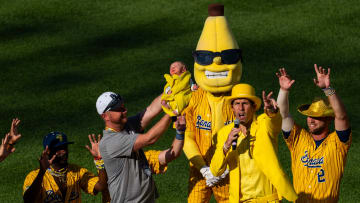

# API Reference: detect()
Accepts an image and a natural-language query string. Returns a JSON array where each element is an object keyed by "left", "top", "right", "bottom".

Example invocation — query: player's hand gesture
[
  {"left": 0, "top": 133, "right": 16, "bottom": 162},
  {"left": 314, "top": 64, "right": 331, "bottom": 89},
  {"left": 263, "top": 91, "right": 278, "bottom": 114},
  {"left": 39, "top": 146, "right": 55, "bottom": 172},
  {"left": 9, "top": 118, "right": 21, "bottom": 145},
  {"left": 86, "top": 134, "right": 102, "bottom": 159},
  {"left": 276, "top": 68, "right": 295, "bottom": 91}
]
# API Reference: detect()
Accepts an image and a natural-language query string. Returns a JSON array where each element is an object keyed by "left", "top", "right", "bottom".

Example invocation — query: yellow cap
[{"left": 226, "top": 84, "right": 261, "bottom": 111}]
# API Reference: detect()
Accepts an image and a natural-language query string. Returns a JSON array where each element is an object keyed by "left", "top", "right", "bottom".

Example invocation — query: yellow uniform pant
[{"left": 188, "top": 167, "right": 229, "bottom": 203}]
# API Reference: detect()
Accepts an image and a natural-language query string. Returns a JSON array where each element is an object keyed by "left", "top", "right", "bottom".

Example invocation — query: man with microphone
[{"left": 210, "top": 84, "right": 297, "bottom": 203}]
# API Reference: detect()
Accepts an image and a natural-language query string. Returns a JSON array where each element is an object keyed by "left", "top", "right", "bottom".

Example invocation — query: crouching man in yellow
[{"left": 210, "top": 84, "right": 298, "bottom": 202}]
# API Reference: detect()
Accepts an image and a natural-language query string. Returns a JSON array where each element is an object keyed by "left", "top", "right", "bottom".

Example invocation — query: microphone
[{"left": 232, "top": 119, "right": 240, "bottom": 150}]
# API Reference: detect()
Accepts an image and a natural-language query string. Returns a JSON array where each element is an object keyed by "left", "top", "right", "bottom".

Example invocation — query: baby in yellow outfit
[{"left": 161, "top": 61, "right": 197, "bottom": 116}]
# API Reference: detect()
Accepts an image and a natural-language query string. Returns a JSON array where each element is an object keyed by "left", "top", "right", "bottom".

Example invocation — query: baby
[{"left": 161, "top": 61, "right": 198, "bottom": 116}]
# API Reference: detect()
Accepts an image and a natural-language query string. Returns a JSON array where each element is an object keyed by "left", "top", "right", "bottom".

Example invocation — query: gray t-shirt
[{"left": 99, "top": 112, "right": 157, "bottom": 203}]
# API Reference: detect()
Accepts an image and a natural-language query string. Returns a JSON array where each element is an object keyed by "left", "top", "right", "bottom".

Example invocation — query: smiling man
[{"left": 276, "top": 65, "right": 351, "bottom": 202}]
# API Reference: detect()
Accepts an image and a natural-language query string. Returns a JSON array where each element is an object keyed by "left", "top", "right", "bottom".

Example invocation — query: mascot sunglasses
[{"left": 192, "top": 49, "right": 242, "bottom": 66}]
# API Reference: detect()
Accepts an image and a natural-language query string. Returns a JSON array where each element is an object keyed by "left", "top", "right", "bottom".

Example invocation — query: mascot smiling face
[{"left": 193, "top": 4, "right": 242, "bottom": 93}]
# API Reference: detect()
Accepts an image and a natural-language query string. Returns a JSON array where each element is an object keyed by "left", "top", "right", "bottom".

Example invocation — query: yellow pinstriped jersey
[
  {"left": 285, "top": 124, "right": 352, "bottom": 203},
  {"left": 183, "top": 88, "right": 234, "bottom": 167},
  {"left": 144, "top": 150, "right": 168, "bottom": 174},
  {"left": 23, "top": 164, "right": 98, "bottom": 203}
]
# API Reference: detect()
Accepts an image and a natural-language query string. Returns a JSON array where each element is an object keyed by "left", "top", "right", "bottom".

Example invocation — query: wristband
[
  {"left": 175, "top": 132, "right": 184, "bottom": 140},
  {"left": 322, "top": 87, "right": 336, "bottom": 97},
  {"left": 176, "top": 129, "right": 184, "bottom": 135},
  {"left": 94, "top": 159, "right": 105, "bottom": 170}
]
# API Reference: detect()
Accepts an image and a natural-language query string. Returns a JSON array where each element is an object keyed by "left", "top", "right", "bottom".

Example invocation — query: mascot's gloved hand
[
  {"left": 204, "top": 168, "right": 229, "bottom": 187},
  {"left": 200, "top": 166, "right": 229, "bottom": 187}
]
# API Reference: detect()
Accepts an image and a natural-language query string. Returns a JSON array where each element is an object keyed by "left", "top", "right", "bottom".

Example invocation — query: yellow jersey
[
  {"left": 183, "top": 87, "right": 234, "bottom": 169},
  {"left": 23, "top": 164, "right": 98, "bottom": 203},
  {"left": 285, "top": 124, "right": 352, "bottom": 202}
]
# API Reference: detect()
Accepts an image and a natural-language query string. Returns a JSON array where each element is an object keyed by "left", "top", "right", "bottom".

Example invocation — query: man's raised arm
[
  {"left": 140, "top": 94, "right": 163, "bottom": 131},
  {"left": 276, "top": 68, "right": 295, "bottom": 132},
  {"left": 313, "top": 64, "right": 350, "bottom": 131}
]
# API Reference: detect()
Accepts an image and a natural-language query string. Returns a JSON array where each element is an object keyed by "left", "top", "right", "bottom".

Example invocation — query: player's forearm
[
  {"left": 277, "top": 88, "right": 294, "bottom": 132},
  {"left": 327, "top": 92, "right": 350, "bottom": 130},
  {"left": 94, "top": 169, "right": 108, "bottom": 194},
  {"left": 23, "top": 170, "right": 45, "bottom": 203},
  {"left": 160, "top": 138, "right": 184, "bottom": 165}
]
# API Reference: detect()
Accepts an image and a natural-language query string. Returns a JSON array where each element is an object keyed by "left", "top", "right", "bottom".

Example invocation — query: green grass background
[{"left": 0, "top": 0, "right": 359, "bottom": 202}]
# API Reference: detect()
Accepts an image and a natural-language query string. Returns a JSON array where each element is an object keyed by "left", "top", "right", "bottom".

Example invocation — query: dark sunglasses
[
  {"left": 192, "top": 49, "right": 242, "bottom": 66},
  {"left": 103, "top": 94, "right": 125, "bottom": 113}
]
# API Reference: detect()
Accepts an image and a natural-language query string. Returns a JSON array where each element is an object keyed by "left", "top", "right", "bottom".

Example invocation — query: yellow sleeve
[
  {"left": 182, "top": 92, "right": 206, "bottom": 170},
  {"left": 145, "top": 150, "right": 168, "bottom": 174},
  {"left": 253, "top": 116, "right": 298, "bottom": 201},
  {"left": 259, "top": 111, "right": 282, "bottom": 139},
  {"left": 79, "top": 167, "right": 99, "bottom": 196},
  {"left": 210, "top": 126, "right": 229, "bottom": 176},
  {"left": 23, "top": 170, "right": 40, "bottom": 196}
]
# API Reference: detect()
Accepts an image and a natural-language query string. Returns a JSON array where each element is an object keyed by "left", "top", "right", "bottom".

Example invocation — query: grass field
[{"left": 0, "top": 0, "right": 359, "bottom": 202}]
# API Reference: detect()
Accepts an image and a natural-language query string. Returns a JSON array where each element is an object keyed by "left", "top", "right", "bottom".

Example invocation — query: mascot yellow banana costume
[
  {"left": 183, "top": 4, "right": 297, "bottom": 203},
  {"left": 183, "top": 4, "right": 241, "bottom": 202}
]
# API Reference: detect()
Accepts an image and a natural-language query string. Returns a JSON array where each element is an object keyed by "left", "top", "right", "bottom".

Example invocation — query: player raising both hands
[{"left": 276, "top": 65, "right": 351, "bottom": 202}]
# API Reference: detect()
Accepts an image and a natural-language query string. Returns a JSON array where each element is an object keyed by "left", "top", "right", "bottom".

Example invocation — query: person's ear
[{"left": 101, "top": 113, "right": 109, "bottom": 121}]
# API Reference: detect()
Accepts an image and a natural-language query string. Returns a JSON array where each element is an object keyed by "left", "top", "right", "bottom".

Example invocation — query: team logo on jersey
[
  {"left": 196, "top": 115, "right": 211, "bottom": 130},
  {"left": 301, "top": 150, "right": 324, "bottom": 168},
  {"left": 45, "top": 190, "right": 63, "bottom": 203}
]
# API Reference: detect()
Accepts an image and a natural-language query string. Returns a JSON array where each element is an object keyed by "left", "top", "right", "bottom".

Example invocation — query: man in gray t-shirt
[{"left": 96, "top": 92, "right": 186, "bottom": 203}]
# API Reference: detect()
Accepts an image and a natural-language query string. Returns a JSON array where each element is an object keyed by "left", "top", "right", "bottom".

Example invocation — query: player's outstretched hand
[
  {"left": 262, "top": 91, "right": 278, "bottom": 114},
  {"left": 85, "top": 134, "right": 102, "bottom": 159},
  {"left": 276, "top": 68, "right": 295, "bottom": 91},
  {"left": 313, "top": 64, "right": 331, "bottom": 89},
  {"left": 39, "top": 146, "right": 55, "bottom": 172},
  {"left": 0, "top": 133, "right": 16, "bottom": 162},
  {"left": 9, "top": 118, "right": 21, "bottom": 145}
]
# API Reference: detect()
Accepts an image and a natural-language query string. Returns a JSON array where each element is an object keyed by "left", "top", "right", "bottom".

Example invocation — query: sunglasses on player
[
  {"left": 192, "top": 49, "right": 242, "bottom": 66},
  {"left": 103, "top": 94, "right": 126, "bottom": 113}
]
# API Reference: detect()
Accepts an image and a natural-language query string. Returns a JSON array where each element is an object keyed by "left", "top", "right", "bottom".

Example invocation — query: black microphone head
[{"left": 234, "top": 119, "right": 240, "bottom": 128}]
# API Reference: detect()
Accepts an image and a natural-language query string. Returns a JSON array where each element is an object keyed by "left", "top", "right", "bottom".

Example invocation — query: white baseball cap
[{"left": 96, "top": 92, "right": 123, "bottom": 114}]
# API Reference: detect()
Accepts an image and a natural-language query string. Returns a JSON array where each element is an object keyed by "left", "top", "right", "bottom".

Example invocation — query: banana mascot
[
  {"left": 183, "top": 4, "right": 241, "bottom": 202},
  {"left": 182, "top": 4, "right": 298, "bottom": 203}
]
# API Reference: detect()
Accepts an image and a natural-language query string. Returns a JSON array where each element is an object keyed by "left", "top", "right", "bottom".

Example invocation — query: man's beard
[
  {"left": 310, "top": 126, "right": 326, "bottom": 135},
  {"left": 52, "top": 153, "right": 68, "bottom": 168}
]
